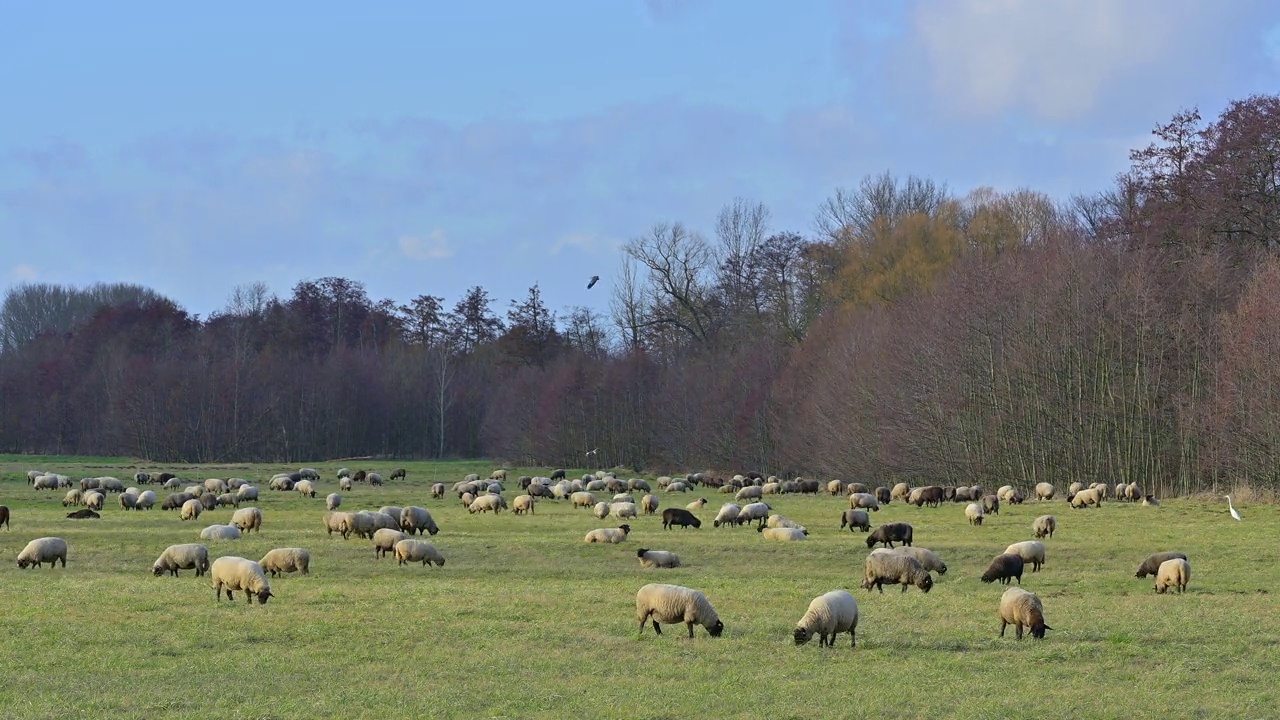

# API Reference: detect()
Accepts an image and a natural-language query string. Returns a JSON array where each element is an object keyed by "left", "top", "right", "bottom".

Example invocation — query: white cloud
[
  {"left": 907, "top": 0, "right": 1221, "bottom": 121},
  {"left": 9, "top": 264, "right": 38, "bottom": 282},
  {"left": 398, "top": 230, "right": 453, "bottom": 260}
]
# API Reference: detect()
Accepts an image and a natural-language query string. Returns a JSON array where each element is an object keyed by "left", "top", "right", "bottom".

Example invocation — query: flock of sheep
[{"left": 13, "top": 466, "right": 1194, "bottom": 644}]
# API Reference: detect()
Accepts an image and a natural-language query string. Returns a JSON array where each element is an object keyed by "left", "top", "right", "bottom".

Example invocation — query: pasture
[{"left": 1, "top": 456, "right": 1279, "bottom": 719}]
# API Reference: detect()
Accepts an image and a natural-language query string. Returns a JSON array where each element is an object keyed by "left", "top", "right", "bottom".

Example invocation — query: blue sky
[{"left": 2, "top": 1, "right": 1279, "bottom": 320}]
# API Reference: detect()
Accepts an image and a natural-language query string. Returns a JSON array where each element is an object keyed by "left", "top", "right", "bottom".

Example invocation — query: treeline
[{"left": 3, "top": 95, "right": 1280, "bottom": 496}]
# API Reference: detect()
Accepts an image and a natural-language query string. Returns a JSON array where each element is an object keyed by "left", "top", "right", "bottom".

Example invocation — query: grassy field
[{"left": 1, "top": 457, "right": 1278, "bottom": 719}]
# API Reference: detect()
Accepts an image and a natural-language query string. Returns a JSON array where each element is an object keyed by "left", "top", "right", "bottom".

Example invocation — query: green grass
[{"left": 2, "top": 458, "right": 1279, "bottom": 719}]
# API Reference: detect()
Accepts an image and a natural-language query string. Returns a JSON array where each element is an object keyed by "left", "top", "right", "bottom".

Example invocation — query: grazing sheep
[
  {"left": 325, "top": 511, "right": 355, "bottom": 539},
  {"left": 66, "top": 508, "right": 100, "bottom": 519},
  {"left": 204, "top": 478, "right": 228, "bottom": 495},
  {"left": 200, "top": 524, "right": 243, "bottom": 541},
  {"left": 609, "top": 502, "right": 638, "bottom": 520},
  {"left": 152, "top": 543, "right": 209, "bottom": 577},
  {"left": 982, "top": 494, "right": 1000, "bottom": 515},
  {"left": 1136, "top": 551, "right": 1188, "bottom": 578},
  {"left": 841, "top": 509, "right": 871, "bottom": 532},
  {"left": 236, "top": 485, "right": 259, "bottom": 502},
  {"left": 198, "top": 492, "right": 218, "bottom": 511},
  {"left": 353, "top": 470, "right": 367, "bottom": 484},
  {"left": 713, "top": 503, "right": 742, "bottom": 528},
  {"left": 1154, "top": 558, "right": 1191, "bottom": 594},
  {"left": 134, "top": 490, "right": 157, "bottom": 510},
  {"left": 827, "top": 480, "right": 847, "bottom": 496},
  {"left": 874, "top": 486, "right": 892, "bottom": 505},
  {"left": 1070, "top": 488, "right": 1102, "bottom": 509},
  {"left": 737, "top": 502, "right": 772, "bottom": 529},
  {"left": 326, "top": 493, "right": 341, "bottom": 511},
  {"left": 1124, "top": 483, "right": 1142, "bottom": 502},
  {"left": 1032, "top": 515, "right": 1057, "bottom": 539},
  {"left": 589, "top": 501, "right": 609, "bottom": 520},
  {"left": 216, "top": 493, "right": 240, "bottom": 508},
  {"left": 636, "top": 583, "right": 724, "bottom": 638},
  {"left": 294, "top": 479, "right": 316, "bottom": 499},
  {"left": 999, "top": 587, "right": 1051, "bottom": 639},
  {"left": 637, "top": 548, "right": 682, "bottom": 569},
  {"left": 641, "top": 494, "right": 659, "bottom": 515},
  {"left": 759, "top": 527, "right": 807, "bottom": 541},
  {"left": 373, "top": 528, "right": 409, "bottom": 558},
  {"left": 99, "top": 477, "right": 125, "bottom": 493},
  {"left": 981, "top": 553, "right": 1024, "bottom": 585},
  {"left": 848, "top": 493, "right": 880, "bottom": 511},
  {"left": 231, "top": 507, "right": 263, "bottom": 533},
  {"left": 118, "top": 493, "right": 137, "bottom": 511},
  {"left": 1034, "top": 482, "right": 1055, "bottom": 501},
  {"left": 391, "top": 468, "right": 407, "bottom": 481},
  {"left": 395, "top": 539, "right": 445, "bottom": 567},
  {"left": 735, "top": 485, "right": 763, "bottom": 502},
  {"left": 862, "top": 550, "right": 933, "bottom": 593},
  {"left": 368, "top": 473, "right": 384, "bottom": 486},
  {"left": 908, "top": 486, "right": 944, "bottom": 508},
  {"left": 1004, "top": 541, "right": 1047, "bottom": 572},
  {"left": 662, "top": 508, "right": 702, "bottom": 530},
  {"left": 161, "top": 475, "right": 180, "bottom": 489},
  {"left": 259, "top": 548, "right": 310, "bottom": 577},
  {"left": 459, "top": 492, "right": 475, "bottom": 508},
  {"left": 1115, "top": 482, "right": 1129, "bottom": 499},
  {"left": 428, "top": 482, "right": 443, "bottom": 498},
  {"left": 84, "top": 491, "right": 105, "bottom": 511},
  {"left": 1067, "top": 481, "right": 1085, "bottom": 497},
  {"left": 890, "top": 483, "right": 911, "bottom": 501},
  {"left": 33, "top": 475, "right": 60, "bottom": 491},
  {"left": 965, "top": 503, "right": 984, "bottom": 526},
  {"left": 180, "top": 499, "right": 203, "bottom": 521},
  {"left": 511, "top": 494, "right": 535, "bottom": 515},
  {"left": 298, "top": 468, "right": 319, "bottom": 481},
  {"left": 629, "top": 479, "right": 652, "bottom": 493},
  {"left": 793, "top": 590, "right": 859, "bottom": 648},
  {"left": 210, "top": 556, "right": 273, "bottom": 604},
  {"left": 16, "top": 537, "right": 68, "bottom": 569},
  {"left": 335, "top": 477, "right": 351, "bottom": 492},
  {"left": 865, "top": 522, "right": 914, "bottom": 549},
  {"left": 995, "top": 485, "right": 1015, "bottom": 503},
  {"left": 62, "top": 489, "right": 83, "bottom": 507},
  {"left": 379, "top": 506, "right": 404, "bottom": 523},
  {"left": 585, "top": 525, "right": 632, "bottom": 544},
  {"left": 892, "top": 546, "right": 947, "bottom": 575}
]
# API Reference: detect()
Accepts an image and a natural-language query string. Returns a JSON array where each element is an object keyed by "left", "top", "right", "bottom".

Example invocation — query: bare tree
[
  {"left": 815, "top": 172, "right": 950, "bottom": 244},
  {"left": 610, "top": 255, "right": 646, "bottom": 352},
  {"left": 624, "top": 222, "right": 718, "bottom": 344}
]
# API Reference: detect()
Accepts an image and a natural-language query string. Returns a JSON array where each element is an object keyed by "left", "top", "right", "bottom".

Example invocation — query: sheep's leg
[
  {"left": 652, "top": 621, "right": 663, "bottom": 635},
  {"left": 1016, "top": 625, "right": 1024, "bottom": 640},
  {"left": 686, "top": 622, "right": 695, "bottom": 638},
  {"left": 1000, "top": 621, "right": 1007, "bottom": 637}
]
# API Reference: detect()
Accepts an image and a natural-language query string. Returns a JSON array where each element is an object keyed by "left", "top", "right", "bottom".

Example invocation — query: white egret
[{"left": 1225, "top": 495, "right": 1243, "bottom": 521}]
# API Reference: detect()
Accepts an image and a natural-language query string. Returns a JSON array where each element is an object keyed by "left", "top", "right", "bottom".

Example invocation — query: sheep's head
[
  {"left": 256, "top": 590, "right": 273, "bottom": 605},
  {"left": 937, "top": 563, "right": 948, "bottom": 575},
  {"left": 919, "top": 575, "right": 934, "bottom": 593},
  {"left": 1030, "top": 622, "right": 1050, "bottom": 639},
  {"left": 865, "top": 535, "right": 877, "bottom": 549},
  {"left": 152, "top": 564, "right": 164, "bottom": 576},
  {"left": 17, "top": 558, "right": 29, "bottom": 569},
  {"left": 793, "top": 626, "right": 813, "bottom": 646},
  {"left": 618, "top": 524, "right": 632, "bottom": 535},
  {"left": 707, "top": 620, "right": 724, "bottom": 637},
  {"left": 636, "top": 548, "right": 649, "bottom": 558}
]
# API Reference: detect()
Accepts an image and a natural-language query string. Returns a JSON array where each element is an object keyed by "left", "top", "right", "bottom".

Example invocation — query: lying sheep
[
  {"left": 152, "top": 543, "right": 210, "bottom": 577},
  {"left": 326, "top": 493, "right": 341, "bottom": 511},
  {"left": 200, "top": 524, "right": 243, "bottom": 541},
  {"left": 636, "top": 583, "right": 724, "bottom": 638},
  {"left": 637, "top": 549, "right": 681, "bottom": 569},
  {"left": 1137, "top": 551, "right": 1188, "bottom": 578},
  {"left": 1004, "top": 541, "right": 1046, "bottom": 572},
  {"left": 512, "top": 495, "right": 535, "bottom": 515},
  {"left": 759, "top": 527, "right": 807, "bottom": 541},
  {"left": 1142, "top": 495, "right": 1160, "bottom": 507},
  {"left": 766, "top": 514, "right": 806, "bottom": 532},
  {"left": 259, "top": 548, "right": 310, "bottom": 577},
  {"left": 66, "top": 508, "right": 100, "bottom": 519},
  {"left": 862, "top": 550, "right": 933, "bottom": 593},
  {"left": 373, "top": 528, "right": 408, "bottom": 558},
  {"left": 662, "top": 508, "right": 701, "bottom": 530},
  {"left": 965, "top": 503, "right": 984, "bottom": 526},
  {"left": 585, "top": 525, "right": 632, "bottom": 544},
  {"left": 841, "top": 509, "right": 871, "bottom": 532},
  {"left": 394, "top": 539, "right": 445, "bottom": 567},
  {"left": 231, "top": 507, "right": 263, "bottom": 533},
  {"left": 1155, "top": 558, "right": 1190, "bottom": 594},
  {"left": 686, "top": 497, "right": 708, "bottom": 511},
  {"left": 1032, "top": 515, "right": 1056, "bottom": 539},
  {"left": 793, "top": 590, "right": 859, "bottom": 648},
  {"left": 865, "top": 522, "right": 914, "bottom": 549},
  {"left": 210, "top": 556, "right": 273, "bottom": 604},
  {"left": 17, "top": 537, "right": 68, "bottom": 569},
  {"left": 400, "top": 506, "right": 440, "bottom": 536},
  {"left": 999, "top": 587, "right": 1051, "bottom": 639},
  {"left": 981, "top": 553, "right": 1024, "bottom": 585},
  {"left": 1035, "top": 482, "right": 1055, "bottom": 501},
  {"left": 713, "top": 503, "right": 742, "bottom": 528},
  {"left": 892, "top": 546, "right": 947, "bottom": 575}
]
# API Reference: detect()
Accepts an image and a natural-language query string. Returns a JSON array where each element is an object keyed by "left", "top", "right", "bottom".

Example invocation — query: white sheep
[
  {"left": 200, "top": 524, "right": 243, "bottom": 541},
  {"left": 152, "top": 543, "right": 210, "bottom": 577},
  {"left": 395, "top": 539, "right": 445, "bottom": 567},
  {"left": 84, "top": 491, "right": 105, "bottom": 511},
  {"left": 512, "top": 495, "right": 535, "bottom": 515},
  {"left": 593, "top": 502, "right": 610, "bottom": 519},
  {"left": 204, "top": 478, "right": 229, "bottom": 495},
  {"left": 735, "top": 485, "right": 763, "bottom": 502},
  {"left": 468, "top": 494, "right": 507, "bottom": 514},
  {"left": 294, "top": 479, "right": 316, "bottom": 498},
  {"left": 848, "top": 492, "right": 880, "bottom": 511},
  {"left": 326, "top": 493, "right": 341, "bottom": 511},
  {"left": 1032, "top": 515, "right": 1056, "bottom": 539},
  {"left": 737, "top": 502, "right": 771, "bottom": 528},
  {"left": 965, "top": 503, "right": 984, "bottom": 526},
  {"left": 430, "top": 482, "right": 444, "bottom": 498},
  {"left": 399, "top": 506, "right": 440, "bottom": 536},
  {"left": 231, "top": 506, "right": 263, "bottom": 533},
  {"left": 891, "top": 546, "right": 948, "bottom": 575},
  {"left": 325, "top": 511, "right": 355, "bottom": 538},
  {"left": 585, "top": 525, "right": 631, "bottom": 544},
  {"left": 215, "top": 493, "right": 240, "bottom": 508},
  {"left": 637, "top": 548, "right": 682, "bottom": 568},
  {"left": 210, "top": 556, "right": 273, "bottom": 604},
  {"left": 713, "top": 503, "right": 742, "bottom": 528},
  {"left": 180, "top": 498, "right": 203, "bottom": 521},
  {"left": 1155, "top": 558, "right": 1191, "bottom": 594},
  {"left": 861, "top": 549, "right": 933, "bottom": 593},
  {"left": 571, "top": 491, "right": 597, "bottom": 508},
  {"left": 259, "top": 548, "right": 311, "bottom": 577},
  {"left": 635, "top": 583, "right": 724, "bottom": 638},
  {"left": 136, "top": 490, "right": 157, "bottom": 510},
  {"left": 998, "top": 586, "right": 1051, "bottom": 639},
  {"left": 373, "top": 528, "right": 408, "bottom": 558},
  {"left": 686, "top": 497, "right": 707, "bottom": 511},
  {"left": 379, "top": 506, "right": 405, "bottom": 524},
  {"left": 337, "top": 467, "right": 351, "bottom": 479},
  {"left": 610, "top": 502, "right": 639, "bottom": 520},
  {"left": 339, "top": 477, "right": 353, "bottom": 492},
  {"left": 1004, "top": 541, "right": 1047, "bottom": 572},
  {"left": 16, "top": 537, "right": 68, "bottom": 569},
  {"left": 766, "top": 514, "right": 807, "bottom": 532},
  {"left": 236, "top": 485, "right": 259, "bottom": 501},
  {"left": 793, "top": 590, "right": 859, "bottom": 648},
  {"left": 641, "top": 494, "right": 659, "bottom": 514},
  {"left": 759, "top": 527, "right": 807, "bottom": 541}
]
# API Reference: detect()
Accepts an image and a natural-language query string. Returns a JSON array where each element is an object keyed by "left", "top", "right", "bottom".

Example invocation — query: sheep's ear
[{"left": 1042, "top": 624, "right": 1052, "bottom": 631}]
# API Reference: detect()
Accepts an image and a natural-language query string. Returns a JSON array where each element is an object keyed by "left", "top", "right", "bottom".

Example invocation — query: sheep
[
  {"left": 161, "top": 492, "right": 194, "bottom": 511},
  {"left": 550, "top": 469, "right": 567, "bottom": 481},
  {"left": 641, "top": 494, "right": 660, "bottom": 515},
  {"left": 1070, "top": 488, "right": 1102, "bottom": 509},
  {"left": 152, "top": 543, "right": 209, "bottom": 577},
  {"left": 389, "top": 506, "right": 435, "bottom": 538},
  {"left": 1115, "top": 482, "right": 1129, "bottom": 499},
  {"left": 0, "top": 505, "right": 8, "bottom": 529},
  {"left": 713, "top": 503, "right": 741, "bottom": 528},
  {"left": 82, "top": 491, "right": 104, "bottom": 511},
  {"left": 637, "top": 548, "right": 682, "bottom": 569},
  {"left": 210, "top": 556, "right": 273, "bottom": 604},
  {"left": 1032, "top": 515, "right": 1057, "bottom": 539},
  {"left": 996, "top": 485, "right": 1016, "bottom": 503},
  {"left": 379, "top": 506, "right": 404, "bottom": 522},
  {"left": 363, "top": 511, "right": 400, "bottom": 533},
  {"left": 325, "top": 511, "right": 355, "bottom": 539},
  {"left": 118, "top": 493, "right": 137, "bottom": 511},
  {"left": 841, "top": 509, "right": 871, "bottom": 532},
  {"left": 890, "top": 482, "right": 911, "bottom": 501},
  {"left": 368, "top": 472, "right": 384, "bottom": 486},
  {"left": 793, "top": 590, "right": 859, "bottom": 648},
  {"left": 685, "top": 497, "right": 707, "bottom": 512},
  {"left": 981, "top": 494, "right": 1000, "bottom": 515},
  {"left": 231, "top": 506, "right": 263, "bottom": 533},
  {"left": 892, "top": 546, "right": 947, "bottom": 575},
  {"left": 1004, "top": 541, "right": 1047, "bottom": 572},
  {"left": 953, "top": 486, "right": 977, "bottom": 502},
  {"left": 353, "top": 470, "right": 367, "bottom": 484},
  {"left": 865, "top": 522, "right": 914, "bottom": 548},
  {"left": 848, "top": 493, "right": 880, "bottom": 511},
  {"left": 611, "top": 492, "right": 634, "bottom": 504},
  {"left": 1142, "top": 495, "right": 1160, "bottom": 507},
  {"left": 827, "top": 480, "right": 847, "bottom": 496},
  {"left": 610, "top": 502, "right": 638, "bottom": 520},
  {"left": 528, "top": 483, "right": 555, "bottom": 499},
  {"left": 1124, "top": 483, "right": 1142, "bottom": 502},
  {"left": 981, "top": 553, "right": 1024, "bottom": 585},
  {"left": 160, "top": 474, "right": 179, "bottom": 488},
  {"left": 635, "top": 583, "right": 724, "bottom": 638},
  {"left": 200, "top": 524, "right": 243, "bottom": 541},
  {"left": 999, "top": 587, "right": 1051, "bottom": 639},
  {"left": 460, "top": 492, "right": 475, "bottom": 508},
  {"left": 766, "top": 514, "right": 807, "bottom": 532},
  {"left": 180, "top": 499, "right": 203, "bottom": 521},
  {"left": 861, "top": 550, "right": 933, "bottom": 593},
  {"left": 738, "top": 502, "right": 772, "bottom": 529},
  {"left": 325, "top": 493, "right": 341, "bottom": 511},
  {"left": 908, "top": 486, "right": 944, "bottom": 507},
  {"left": 395, "top": 539, "right": 445, "bottom": 567},
  {"left": 391, "top": 468, "right": 407, "bottom": 481},
  {"left": 508, "top": 494, "right": 534, "bottom": 515},
  {"left": 294, "top": 479, "right": 316, "bottom": 499},
  {"left": 1091, "top": 482, "right": 1110, "bottom": 500},
  {"left": 662, "top": 508, "right": 702, "bottom": 530},
  {"left": 268, "top": 475, "right": 292, "bottom": 491},
  {"left": 16, "top": 537, "right": 68, "bottom": 569},
  {"left": 629, "top": 479, "right": 652, "bottom": 493},
  {"left": 197, "top": 492, "right": 218, "bottom": 511},
  {"left": 429, "top": 482, "right": 444, "bottom": 498},
  {"left": 373, "top": 528, "right": 409, "bottom": 558},
  {"left": 62, "top": 489, "right": 83, "bottom": 507},
  {"left": 735, "top": 485, "right": 763, "bottom": 502},
  {"left": 1067, "top": 481, "right": 1085, "bottom": 497},
  {"left": 215, "top": 493, "right": 240, "bottom": 508},
  {"left": 1135, "top": 551, "right": 1188, "bottom": 578},
  {"left": 1155, "top": 558, "right": 1191, "bottom": 594},
  {"left": 585, "top": 525, "right": 631, "bottom": 544},
  {"left": 759, "top": 527, "right": 807, "bottom": 541},
  {"left": 204, "top": 478, "right": 228, "bottom": 495},
  {"left": 591, "top": 501, "right": 611, "bottom": 519},
  {"left": 66, "top": 508, "right": 100, "bottom": 519},
  {"left": 337, "top": 467, "right": 351, "bottom": 479},
  {"left": 236, "top": 485, "right": 259, "bottom": 502},
  {"left": 298, "top": 468, "right": 319, "bottom": 481},
  {"left": 965, "top": 503, "right": 984, "bottom": 526},
  {"left": 259, "top": 548, "right": 310, "bottom": 577},
  {"left": 1034, "top": 482, "right": 1055, "bottom": 501}
]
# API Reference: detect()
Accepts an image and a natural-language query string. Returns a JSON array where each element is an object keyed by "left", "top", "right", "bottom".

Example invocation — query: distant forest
[{"left": 4, "top": 95, "right": 1280, "bottom": 497}]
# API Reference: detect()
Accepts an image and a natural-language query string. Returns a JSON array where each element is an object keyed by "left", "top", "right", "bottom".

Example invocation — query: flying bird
[
  {"left": 587, "top": 275, "right": 600, "bottom": 290},
  {"left": 585, "top": 448, "right": 599, "bottom": 457},
  {"left": 1225, "top": 495, "right": 1243, "bottom": 521}
]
